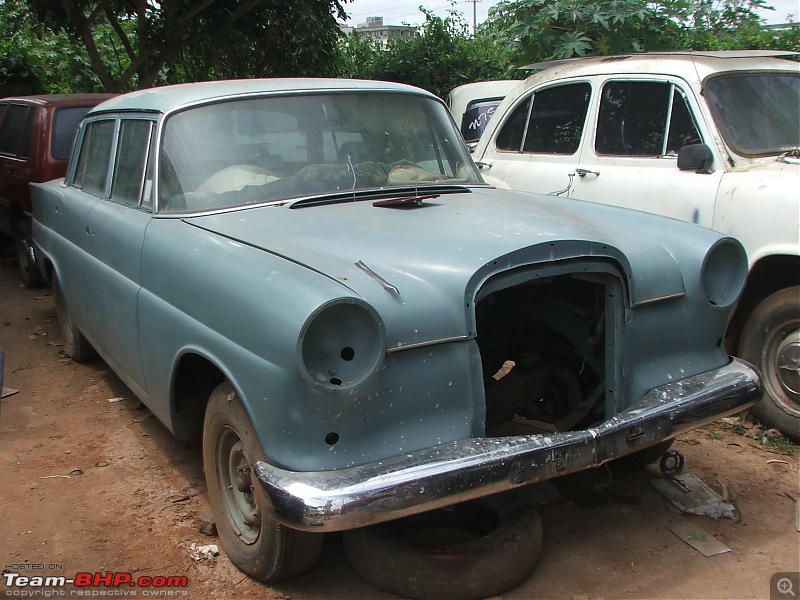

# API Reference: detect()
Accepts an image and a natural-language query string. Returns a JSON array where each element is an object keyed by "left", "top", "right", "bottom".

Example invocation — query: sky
[{"left": 339, "top": 0, "right": 798, "bottom": 28}]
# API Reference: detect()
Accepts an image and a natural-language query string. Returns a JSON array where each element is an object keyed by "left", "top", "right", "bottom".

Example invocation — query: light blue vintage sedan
[{"left": 32, "top": 79, "right": 760, "bottom": 584}]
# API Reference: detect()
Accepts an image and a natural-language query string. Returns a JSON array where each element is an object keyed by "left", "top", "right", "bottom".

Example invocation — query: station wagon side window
[
  {"left": 495, "top": 83, "right": 590, "bottom": 154},
  {"left": 73, "top": 119, "right": 115, "bottom": 197},
  {"left": 596, "top": 81, "right": 702, "bottom": 157},
  {"left": 111, "top": 119, "right": 153, "bottom": 208}
]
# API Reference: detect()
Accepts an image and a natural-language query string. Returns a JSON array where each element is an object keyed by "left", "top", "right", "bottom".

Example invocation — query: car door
[
  {"left": 475, "top": 82, "right": 592, "bottom": 195},
  {"left": 0, "top": 103, "right": 35, "bottom": 227},
  {"left": 68, "top": 116, "right": 154, "bottom": 392},
  {"left": 569, "top": 76, "right": 723, "bottom": 227}
]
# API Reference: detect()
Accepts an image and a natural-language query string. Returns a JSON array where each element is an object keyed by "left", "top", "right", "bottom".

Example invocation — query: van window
[
  {"left": 52, "top": 106, "right": 95, "bottom": 160},
  {"left": 0, "top": 105, "right": 29, "bottom": 155}
]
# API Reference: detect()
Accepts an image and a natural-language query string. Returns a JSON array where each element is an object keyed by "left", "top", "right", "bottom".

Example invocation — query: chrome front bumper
[{"left": 253, "top": 358, "right": 760, "bottom": 532}]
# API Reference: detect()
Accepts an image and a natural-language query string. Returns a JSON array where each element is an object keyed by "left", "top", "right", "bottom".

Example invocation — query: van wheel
[
  {"left": 203, "top": 382, "right": 324, "bottom": 581},
  {"left": 343, "top": 492, "right": 543, "bottom": 600},
  {"left": 739, "top": 287, "right": 800, "bottom": 442},
  {"left": 14, "top": 221, "right": 45, "bottom": 287},
  {"left": 53, "top": 274, "right": 96, "bottom": 362}
]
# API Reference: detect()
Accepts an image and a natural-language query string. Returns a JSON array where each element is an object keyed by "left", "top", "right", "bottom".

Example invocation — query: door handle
[
  {"left": 575, "top": 168, "right": 600, "bottom": 177},
  {"left": 475, "top": 161, "right": 492, "bottom": 170}
]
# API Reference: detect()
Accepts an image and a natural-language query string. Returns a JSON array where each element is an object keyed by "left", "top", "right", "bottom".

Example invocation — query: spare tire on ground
[{"left": 343, "top": 491, "right": 543, "bottom": 600}]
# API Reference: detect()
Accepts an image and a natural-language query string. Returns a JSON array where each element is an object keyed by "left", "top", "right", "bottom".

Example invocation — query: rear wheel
[
  {"left": 739, "top": 287, "right": 800, "bottom": 442},
  {"left": 343, "top": 492, "right": 543, "bottom": 600},
  {"left": 203, "top": 382, "right": 323, "bottom": 581},
  {"left": 53, "top": 275, "right": 96, "bottom": 362},
  {"left": 14, "top": 221, "right": 45, "bottom": 287}
]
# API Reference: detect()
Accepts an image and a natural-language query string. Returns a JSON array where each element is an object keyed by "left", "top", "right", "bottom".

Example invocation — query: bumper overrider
[{"left": 253, "top": 358, "right": 760, "bottom": 532}]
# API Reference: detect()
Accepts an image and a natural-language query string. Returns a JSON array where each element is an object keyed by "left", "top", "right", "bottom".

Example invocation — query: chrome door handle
[{"left": 575, "top": 168, "right": 600, "bottom": 177}]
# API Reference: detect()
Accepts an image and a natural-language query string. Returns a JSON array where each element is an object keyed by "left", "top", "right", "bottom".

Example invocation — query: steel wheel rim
[{"left": 217, "top": 427, "right": 261, "bottom": 545}]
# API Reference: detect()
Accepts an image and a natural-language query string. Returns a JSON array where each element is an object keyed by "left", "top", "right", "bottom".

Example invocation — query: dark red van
[{"left": 0, "top": 94, "right": 114, "bottom": 285}]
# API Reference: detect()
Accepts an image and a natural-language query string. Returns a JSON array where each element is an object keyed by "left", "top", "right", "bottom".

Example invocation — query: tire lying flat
[{"left": 343, "top": 491, "right": 543, "bottom": 600}]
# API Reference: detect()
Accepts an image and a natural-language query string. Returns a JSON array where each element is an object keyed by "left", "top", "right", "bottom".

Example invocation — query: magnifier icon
[{"left": 778, "top": 578, "right": 796, "bottom": 597}]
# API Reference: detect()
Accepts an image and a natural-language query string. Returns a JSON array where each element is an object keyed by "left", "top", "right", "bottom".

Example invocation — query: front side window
[
  {"left": 73, "top": 120, "right": 115, "bottom": 197},
  {"left": 596, "top": 81, "right": 701, "bottom": 156},
  {"left": 111, "top": 120, "right": 153, "bottom": 207},
  {"left": 705, "top": 72, "right": 800, "bottom": 156},
  {"left": 158, "top": 92, "right": 481, "bottom": 213},
  {"left": 495, "top": 83, "right": 590, "bottom": 155}
]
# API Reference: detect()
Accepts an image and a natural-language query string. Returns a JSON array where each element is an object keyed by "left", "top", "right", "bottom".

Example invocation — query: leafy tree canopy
[
  {"left": 484, "top": 0, "right": 799, "bottom": 66},
  {"left": 24, "top": 0, "right": 349, "bottom": 92}
]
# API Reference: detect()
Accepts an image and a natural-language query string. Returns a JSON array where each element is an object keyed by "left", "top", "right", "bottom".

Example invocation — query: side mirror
[{"left": 678, "top": 144, "right": 715, "bottom": 175}]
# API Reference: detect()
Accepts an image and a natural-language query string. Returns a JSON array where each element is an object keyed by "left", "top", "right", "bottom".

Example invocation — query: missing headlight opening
[{"left": 477, "top": 270, "right": 619, "bottom": 435}]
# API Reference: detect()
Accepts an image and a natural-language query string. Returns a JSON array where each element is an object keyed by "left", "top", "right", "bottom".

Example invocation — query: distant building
[{"left": 339, "top": 16, "right": 416, "bottom": 44}]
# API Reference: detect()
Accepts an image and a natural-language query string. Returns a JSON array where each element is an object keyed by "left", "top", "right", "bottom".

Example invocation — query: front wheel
[
  {"left": 739, "top": 287, "right": 800, "bottom": 442},
  {"left": 203, "top": 382, "right": 323, "bottom": 581}
]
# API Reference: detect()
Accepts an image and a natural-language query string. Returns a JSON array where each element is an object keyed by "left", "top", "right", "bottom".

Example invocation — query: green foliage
[
  {"left": 484, "top": 0, "right": 800, "bottom": 67},
  {"left": 22, "top": 0, "right": 348, "bottom": 91},
  {"left": 0, "top": 0, "right": 106, "bottom": 94},
  {"left": 337, "top": 8, "right": 511, "bottom": 99}
]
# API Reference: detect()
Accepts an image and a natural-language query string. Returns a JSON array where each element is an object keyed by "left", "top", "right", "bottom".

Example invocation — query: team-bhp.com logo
[{"left": 3, "top": 571, "right": 189, "bottom": 596}]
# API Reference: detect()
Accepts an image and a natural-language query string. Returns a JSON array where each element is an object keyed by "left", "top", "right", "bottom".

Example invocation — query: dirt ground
[{"left": 1, "top": 255, "right": 799, "bottom": 600}]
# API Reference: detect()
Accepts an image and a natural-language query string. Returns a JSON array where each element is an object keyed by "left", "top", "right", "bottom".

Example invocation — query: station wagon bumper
[{"left": 253, "top": 358, "right": 760, "bottom": 532}]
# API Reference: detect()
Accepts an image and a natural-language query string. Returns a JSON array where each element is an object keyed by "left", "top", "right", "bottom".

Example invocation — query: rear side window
[
  {"left": 52, "top": 106, "right": 94, "bottom": 160},
  {"left": 111, "top": 120, "right": 153, "bottom": 206},
  {"left": 461, "top": 98, "right": 504, "bottom": 144},
  {"left": 495, "top": 83, "right": 590, "bottom": 154},
  {"left": 596, "top": 81, "right": 701, "bottom": 156},
  {"left": 73, "top": 120, "right": 115, "bottom": 197},
  {"left": 0, "top": 105, "right": 30, "bottom": 156}
]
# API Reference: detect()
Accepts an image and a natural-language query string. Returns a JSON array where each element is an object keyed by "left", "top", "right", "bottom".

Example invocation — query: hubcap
[
  {"left": 776, "top": 330, "right": 800, "bottom": 398},
  {"left": 764, "top": 326, "right": 800, "bottom": 417},
  {"left": 217, "top": 428, "right": 261, "bottom": 544}
]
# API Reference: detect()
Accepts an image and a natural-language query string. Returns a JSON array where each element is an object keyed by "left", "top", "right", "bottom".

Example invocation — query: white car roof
[{"left": 518, "top": 50, "right": 799, "bottom": 90}]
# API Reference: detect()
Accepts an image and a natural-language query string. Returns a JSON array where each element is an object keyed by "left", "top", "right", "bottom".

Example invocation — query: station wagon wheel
[
  {"left": 14, "top": 221, "right": 45, "bottom": 288},
  {"left": 343, "top": 491, "right": 543, "bottom": 600},
  {"left": 53, "top": 274, "right": 96, "bottom": 362},
  {"left": 739, "top": 286, "right": 800, "bottom": 442},
  {"left": 203, "top": 382, "right": 324, "bottom": 581}
]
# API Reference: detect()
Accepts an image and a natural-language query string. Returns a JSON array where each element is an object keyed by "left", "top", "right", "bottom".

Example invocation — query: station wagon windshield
[
  {"left": 705, "top": 72, "right": 800, "bottom": 157},
  {"left": 158, "top": 92, "right": 481, "bottom": 213}
]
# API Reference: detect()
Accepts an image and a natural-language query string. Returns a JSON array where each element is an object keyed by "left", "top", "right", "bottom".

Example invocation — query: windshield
[
  {"left": 704, "top": 71, "right": 800, "bottom": 157},
  {"left": 158, "top": 91, "right": 482, "bottom": 213}
]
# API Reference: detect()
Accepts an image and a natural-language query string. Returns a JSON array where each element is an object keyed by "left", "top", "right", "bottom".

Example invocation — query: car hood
[{"left": 186, "top": 188, "right": 689, "bottom": 347}]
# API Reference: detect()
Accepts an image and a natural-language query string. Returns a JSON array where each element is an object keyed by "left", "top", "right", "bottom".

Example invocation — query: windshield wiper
[{"left": 289, "top": 185, "right": 470, "bottom": 209}]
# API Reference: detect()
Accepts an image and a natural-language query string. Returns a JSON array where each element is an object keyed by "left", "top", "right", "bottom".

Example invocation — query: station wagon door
[
  {"left": 69, "top": 116, "right": 154, "bottom": 391},
  {"left": 569, "top": 77, "right": 723, "bottom": 227},
  {"left": 476, "top": 82, "right": 591, "bottom": 195}
]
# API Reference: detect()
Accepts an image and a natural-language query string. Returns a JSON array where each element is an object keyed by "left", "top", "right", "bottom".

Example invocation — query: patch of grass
[{"left": 708, "top": 432, "right": 723, "bottom": 441}]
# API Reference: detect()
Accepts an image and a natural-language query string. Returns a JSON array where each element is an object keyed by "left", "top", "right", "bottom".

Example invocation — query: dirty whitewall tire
[
  {"left": 739, "top": 286, "right": 800, "bottom": 442},
  {"left": 343, "top": 491, "right": 543, "bottom": 600},
  {"left": 202, "top": 382, "right": 324, "bottom": 581}
]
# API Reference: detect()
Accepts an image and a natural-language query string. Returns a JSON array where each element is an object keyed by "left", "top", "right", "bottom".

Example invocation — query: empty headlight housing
[
  {"left": 298, "top": 299, "right": 385, "bottom": 392},
  {"left": 701, "top": 238, "right": 748, "bottom": 309}
]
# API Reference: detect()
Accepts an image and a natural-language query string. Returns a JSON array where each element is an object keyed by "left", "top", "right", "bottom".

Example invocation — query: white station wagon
[{"left": 473, "top": 51, "right": 800, "bottom": 441}]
